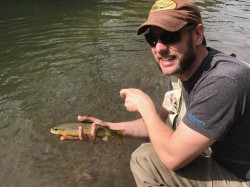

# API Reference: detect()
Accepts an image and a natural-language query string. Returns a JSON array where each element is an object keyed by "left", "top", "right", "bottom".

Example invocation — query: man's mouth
[
  {"left": 159, "top": 55, "right": 177, "bottom": 66},
  {"left": 161, "top": 55, "right": 176, "bottom": 61}
]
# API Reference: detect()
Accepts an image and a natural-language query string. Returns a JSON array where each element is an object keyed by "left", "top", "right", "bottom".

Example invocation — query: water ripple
[{"left": 0, "top": 0, "right": 249, "bottom": 186}]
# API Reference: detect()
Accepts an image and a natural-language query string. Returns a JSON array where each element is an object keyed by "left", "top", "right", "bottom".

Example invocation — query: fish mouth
[{"left": 50, "top": 128, "right": 59, "bottom": 134}]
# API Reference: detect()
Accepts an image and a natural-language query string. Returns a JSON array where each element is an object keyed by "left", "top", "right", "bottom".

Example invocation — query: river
[{"left": 0, "top": 0, "right": 249, "bottom": 186}]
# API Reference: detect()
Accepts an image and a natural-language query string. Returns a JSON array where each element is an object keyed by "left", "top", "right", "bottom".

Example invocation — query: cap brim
[{"left": 137, "top": 12, "right": 188, "bottom": 35}]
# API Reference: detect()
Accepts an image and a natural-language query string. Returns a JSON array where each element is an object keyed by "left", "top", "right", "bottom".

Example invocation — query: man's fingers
[
  {"left": 77, "top": 115, "right": 107, "bottom": 127},
  {"left": 60, "top": 120, "right": 101, "bottom": 144},
  {"left": 79, "top": 126, "right": 83, "bottom": 140},
  {"left": 77, "top": 115, "right": 96, "bottom": 123},
  {"left": 91, "top": 123, "right": 97, "bottom": 139},
  {"left": 60, "top": 136, "right": 80, "bottom": 141},
  {"left": 77, "top": 115, "right": 90, "bottom": 122}
]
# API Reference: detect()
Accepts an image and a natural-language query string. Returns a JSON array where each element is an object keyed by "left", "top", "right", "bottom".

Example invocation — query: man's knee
[
  {"left": 130, "top": 143, "right": 172, "bottom": 186},
  {"left": 130, "top": 143, "right": 154, "bottom": 170}
]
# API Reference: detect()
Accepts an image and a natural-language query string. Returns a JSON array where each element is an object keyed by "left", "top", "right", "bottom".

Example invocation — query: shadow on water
[{"left": 0, "top": 0, "right": 249, "bottom": 186}]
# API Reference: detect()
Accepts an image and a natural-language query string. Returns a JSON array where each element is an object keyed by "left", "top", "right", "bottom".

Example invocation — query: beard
[
  {"left": 177, "top": 35, "right": 197, "bottom": 74},
  {"left": 156, "top": 34, "right": 197, "bottom": 75}
]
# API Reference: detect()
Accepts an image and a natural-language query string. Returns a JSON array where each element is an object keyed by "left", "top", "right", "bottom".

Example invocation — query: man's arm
[
  {"left": 106, "top": 118, "right": 149, "bottom": 139},
  {"left": 143, "top": 111, "right": 214, "bottom": 170},
  {"left": 120, "top": 88, "right": 215, "bottom": 170}
]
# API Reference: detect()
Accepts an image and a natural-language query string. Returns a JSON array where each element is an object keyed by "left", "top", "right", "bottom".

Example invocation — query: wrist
[{"left": 140, "top": 107, "right": 159, "bottom": 122}]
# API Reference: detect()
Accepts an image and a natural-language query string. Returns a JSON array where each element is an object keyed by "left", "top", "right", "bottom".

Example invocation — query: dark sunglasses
[{"left": 144, "top": 24, "right": 196, "bottom": 47}]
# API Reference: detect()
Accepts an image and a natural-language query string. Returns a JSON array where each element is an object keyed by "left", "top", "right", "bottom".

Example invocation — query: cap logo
[{"left": 150, "top": 0, "right": 177, "bottom": 13}]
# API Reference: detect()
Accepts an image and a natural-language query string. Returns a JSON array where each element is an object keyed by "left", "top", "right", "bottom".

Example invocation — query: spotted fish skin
[{"left": 50, "top": 122, "right": 124, "bottom": 143}]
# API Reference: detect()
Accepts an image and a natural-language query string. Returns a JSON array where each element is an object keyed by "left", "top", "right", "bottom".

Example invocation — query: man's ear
[{"left": 193, "top": 24, "right": 205, "bottom": 46}]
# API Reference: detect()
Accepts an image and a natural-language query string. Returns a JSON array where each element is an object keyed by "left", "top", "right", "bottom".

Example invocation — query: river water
[{"left": 0, "top": 0, "right": 249, "bottom": 187}]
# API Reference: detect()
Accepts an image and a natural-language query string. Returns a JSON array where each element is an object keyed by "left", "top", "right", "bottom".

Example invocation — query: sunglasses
[{"left": 144, "top": 25, "right": 196, "bottom": 47}]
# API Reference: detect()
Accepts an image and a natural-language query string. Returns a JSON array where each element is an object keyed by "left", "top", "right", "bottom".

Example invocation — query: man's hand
[
  {"left": 120, "top": 88, "right": 155, "bottom": 114},
  {"left": 60, "top": 115, "right": 106, "bottom": 143}
]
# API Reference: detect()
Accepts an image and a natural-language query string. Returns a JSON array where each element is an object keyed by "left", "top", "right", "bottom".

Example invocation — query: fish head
[
  {"left": 50, "top": 127, "right": 61, "bottom": 135},
  {"left": 50, "top": 123, "right": 82, "bottom": 137}
]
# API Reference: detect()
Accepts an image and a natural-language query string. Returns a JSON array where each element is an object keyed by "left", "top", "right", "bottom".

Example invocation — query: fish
[{"left": 50, "top": 122, "right": 124, "bottom": 143}]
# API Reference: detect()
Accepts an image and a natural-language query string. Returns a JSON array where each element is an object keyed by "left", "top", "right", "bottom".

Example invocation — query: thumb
[
  {"left": 120, "top": 89, "right": 127, "bottom": 100},
  {"left": 77, "top": 115, "right": 88, "bottom": 121}
]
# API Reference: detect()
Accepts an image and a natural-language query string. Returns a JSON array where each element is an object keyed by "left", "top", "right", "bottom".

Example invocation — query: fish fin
[
  {"left": 102, "top": 136, "right": 109, "bottom": 141},
  {"left": 112, "top": 133, "right": 123, "bottom": 145},
  {"left": 116, "top": 130, "right": 125, "bottom": 136}
]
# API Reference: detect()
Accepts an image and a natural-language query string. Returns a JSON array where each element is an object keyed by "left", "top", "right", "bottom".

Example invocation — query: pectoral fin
[{"left": 102, "top": 136, "right": 108, "bottom": 141}]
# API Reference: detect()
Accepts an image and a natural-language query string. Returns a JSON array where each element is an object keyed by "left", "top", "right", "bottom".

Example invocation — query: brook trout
[{"left": 50, "top": 122, "right": 124, "bottom": 143}]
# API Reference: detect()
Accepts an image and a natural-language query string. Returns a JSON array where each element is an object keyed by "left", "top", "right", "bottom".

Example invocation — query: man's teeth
[{"left": 162, "top": 56, "right": 175, "bottom": 61}]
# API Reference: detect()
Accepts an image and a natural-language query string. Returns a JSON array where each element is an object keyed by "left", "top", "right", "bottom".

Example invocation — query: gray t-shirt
[{"left": 182, "top": 48, "right": 250, "bottom": 180}]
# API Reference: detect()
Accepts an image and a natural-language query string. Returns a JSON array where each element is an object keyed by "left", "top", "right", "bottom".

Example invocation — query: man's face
[{"left": 149, "top": 26, "right": 196, "bottom": 76}]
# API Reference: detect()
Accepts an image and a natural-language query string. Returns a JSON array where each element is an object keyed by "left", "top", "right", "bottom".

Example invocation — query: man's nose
[{"left": 154, "top": 40, "right": 169, "bottom": 53}]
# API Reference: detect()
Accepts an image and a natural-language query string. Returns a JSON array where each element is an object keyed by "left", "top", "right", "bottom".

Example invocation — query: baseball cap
[{"left": 137, "top": 0, "right": 202, "bottom": 35}]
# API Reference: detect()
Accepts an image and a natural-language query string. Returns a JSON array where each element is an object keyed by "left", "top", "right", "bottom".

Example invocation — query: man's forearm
[{"left": 106, "top": 118, "right": 149, "bottom": 139}]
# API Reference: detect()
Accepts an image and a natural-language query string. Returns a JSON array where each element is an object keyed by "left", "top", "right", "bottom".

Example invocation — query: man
[{"left": 62, "top": 0, "right": 250, "bottom": 186}]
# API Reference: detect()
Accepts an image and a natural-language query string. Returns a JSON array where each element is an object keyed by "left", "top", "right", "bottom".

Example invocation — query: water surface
[{"left": 0, "top": 0, "right": 249, "bottom": 186}]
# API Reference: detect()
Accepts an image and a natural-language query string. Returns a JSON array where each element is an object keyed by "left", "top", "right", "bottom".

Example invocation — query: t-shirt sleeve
[{"left": 182, "top": 76, "right": 246, "bottom": 141}]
